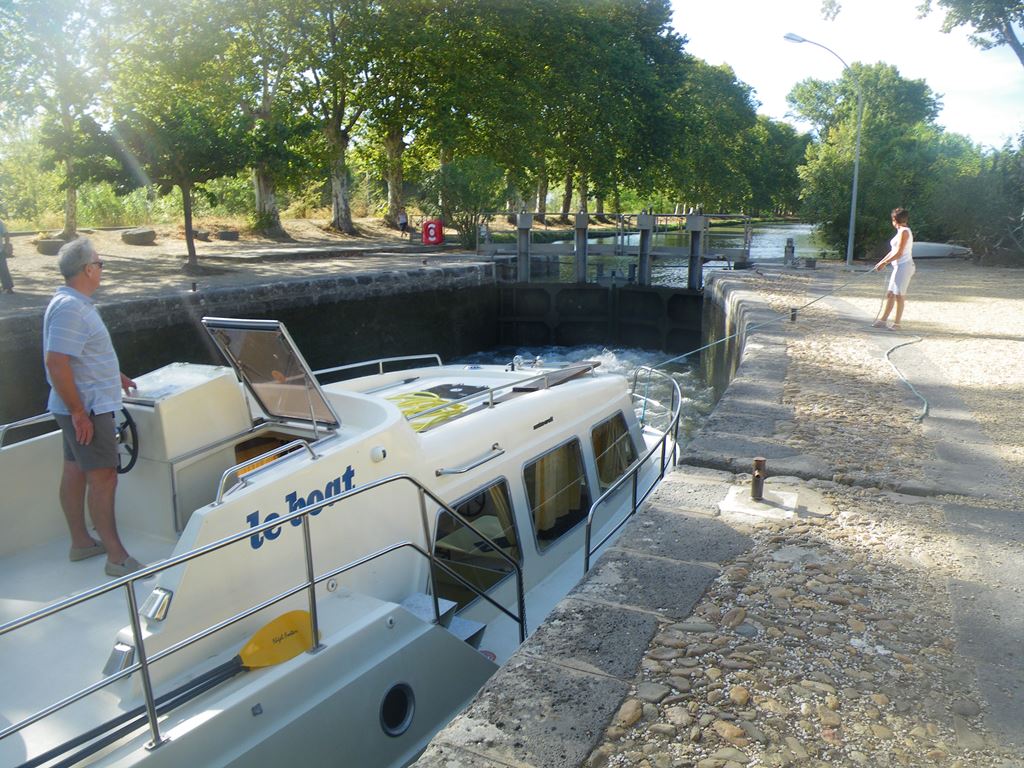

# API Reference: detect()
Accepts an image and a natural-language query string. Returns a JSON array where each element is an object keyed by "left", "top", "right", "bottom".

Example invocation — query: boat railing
[
  {"left": 0, "top": 411, "right": 57, "bottom": 448},
  {"left": 0, "top": 472, "right": 526, "bottom": 755},
  {"left": 583, "top": 366, "right": 682, "bottom": 573},
  {"left": 313, "top": 353, "right": 443, "bottom": 380}
]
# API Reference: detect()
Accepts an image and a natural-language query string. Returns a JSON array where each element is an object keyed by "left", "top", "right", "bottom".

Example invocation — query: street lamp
[{"left": 785, "top": 32, "right": 863, "bottom": 268}]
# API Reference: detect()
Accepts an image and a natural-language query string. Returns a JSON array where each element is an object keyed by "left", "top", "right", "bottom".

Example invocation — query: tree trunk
[
  {"left": 383, "top": 126, "right": 405, "bottom": 227},
  {"left": 613, "top": 187, "right": 622, "bottom": 215},
  {"left": 577, "top": 174, "right": 589, "bottom": 214},
  {"left": 535, "top": 168, "right": 548, "bottom": 224},
  {"left": 559, "top": 171, "right": 573, "bottom": 224},
  {"left": 58, "top": 102, "right": 77, "bottom": 240},
  {"left": 438, "top": 146, "right": 453, "bottom": 220},
  {"left": 254, "top": 165, "right": 285, "bottom": 237},
  {"left": 59, "top": 156, "right": 77, "bottom": 241},
  {"left": 181, "top": 182, "right": 197, "bottom": 270},
  {"left": 998, "top": 21, "right": 1024, "bottom": 69},
  {"left": 595, "top": 195, "right": 605, "bottom": 216},
  {"left": 327, "top": 123, "right": 356, "bottom": 234}
]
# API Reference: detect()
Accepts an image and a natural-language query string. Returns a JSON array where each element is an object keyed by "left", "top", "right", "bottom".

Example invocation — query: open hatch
[{"left": 202, "top": 317, "right": 340, "bottom": 434}]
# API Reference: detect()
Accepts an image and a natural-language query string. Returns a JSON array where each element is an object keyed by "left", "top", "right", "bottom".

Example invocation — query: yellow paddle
[
  {"left": 237, "top": 609, "right": 316, "bottom": 668},
  {"left": 24, "top": 610, "right": 315, "bottom": 768}
]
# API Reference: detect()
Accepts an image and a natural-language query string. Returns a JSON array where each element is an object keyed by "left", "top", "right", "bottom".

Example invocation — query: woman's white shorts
[{"left": 888, "top": 259, "right": 916, "bottom": 296}]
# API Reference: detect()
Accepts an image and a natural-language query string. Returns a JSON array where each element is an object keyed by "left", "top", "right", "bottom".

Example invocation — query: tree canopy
[{"left": 0, "top": 0, "right": 1018, "bottom": 265}]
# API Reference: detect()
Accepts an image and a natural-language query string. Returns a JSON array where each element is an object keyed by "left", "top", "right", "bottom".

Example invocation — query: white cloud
[{"left": 671, "top": 0, "right": 1024, "bottom": 148}]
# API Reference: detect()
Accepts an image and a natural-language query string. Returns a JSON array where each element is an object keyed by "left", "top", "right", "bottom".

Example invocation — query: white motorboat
[{"left": 0, "top": 317, "right": 681, "bottom": 768}]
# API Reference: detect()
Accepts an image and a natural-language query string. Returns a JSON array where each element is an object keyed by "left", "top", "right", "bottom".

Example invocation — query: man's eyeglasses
[{"left": 85, "top": 260, "right": 104, "bottom": 270}]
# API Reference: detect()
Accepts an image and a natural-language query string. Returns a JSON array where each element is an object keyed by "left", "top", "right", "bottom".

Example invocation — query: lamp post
[{"left": 785, "top": 32, "right": 863, "bottom": 268}]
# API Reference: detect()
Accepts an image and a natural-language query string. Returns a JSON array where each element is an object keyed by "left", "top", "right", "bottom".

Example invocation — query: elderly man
[{"left": 44, "top": 237, "right": 143, "bottom": 577}]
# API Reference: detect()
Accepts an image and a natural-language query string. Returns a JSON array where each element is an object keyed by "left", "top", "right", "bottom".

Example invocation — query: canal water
[{"left": 553, "top": 220, "right": 833, "bottom": 287}]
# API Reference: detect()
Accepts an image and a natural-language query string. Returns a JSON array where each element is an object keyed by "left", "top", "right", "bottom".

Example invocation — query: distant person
[
  {"left": 397, "top": 208, "right": 409, "bottom": 237},
  {"left": 44, "top": 237, "right": 144, "bottom": 578},
  {"left": 872, "top": 207, "right": 915, "bottom": 330},
  {"left": 0, "top": 218, "right": 13, "bottom": 293}
]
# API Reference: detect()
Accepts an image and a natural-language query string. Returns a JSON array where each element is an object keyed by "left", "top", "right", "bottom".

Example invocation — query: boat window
[
  {"left": 524, "top": 439, "right": 592, "bottom": 551},
  {"left": 433, "top": 480, "right": 520, "bottom": 609},
  {"left": 592, "top": 412, "right": 638, "bottom": 491}
]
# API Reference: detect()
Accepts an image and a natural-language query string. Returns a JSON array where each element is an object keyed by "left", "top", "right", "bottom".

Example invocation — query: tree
[
  {"left": 921, "top": 1, "right": 1024, "bottom": 69},
  {"left": 216, "top": 0, "right": 313, "bottom": 237},
  {"left": 109, "top": 2, "right": 247, "bottom": 269},
  {"left": 789, "top": 63, "right": 942, "bottom": 254},
  {"left": 356, "top": 0, "right": 434, "bottom": 226},
  {"left": 822, "top": 1, "right": 1023, "bottom": 70},
  {"left": 0, "top": 0, "right": 111, "bottom": 239},
  {"left": 741, "top": 117, "right": 810, "bottom": 216},
  {"left": 418, "top": 156, "right": 506, "bottom": 247},
  {"left": 292, "top": 0, "right": 376, "bottom": 235},
  {"left": 664, "top": 59, "right": 759, "bottom": 211}
]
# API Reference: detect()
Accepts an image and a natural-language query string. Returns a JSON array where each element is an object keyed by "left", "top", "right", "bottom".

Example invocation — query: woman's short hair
[
  {"left": 891, "top": 208, "right": 909, "bottom": 225},
  {"left": 57, "top": 237, "right": 97, "bottom": 278}
]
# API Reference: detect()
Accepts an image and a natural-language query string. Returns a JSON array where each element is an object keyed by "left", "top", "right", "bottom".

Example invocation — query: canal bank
[{"left": 414, "top": 259, "right": 1024, "bottom": 768}]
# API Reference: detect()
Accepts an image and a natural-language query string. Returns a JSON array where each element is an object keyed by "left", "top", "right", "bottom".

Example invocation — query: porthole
[{"left": 380, "top": 683, "right": 415, "bottom": 737}]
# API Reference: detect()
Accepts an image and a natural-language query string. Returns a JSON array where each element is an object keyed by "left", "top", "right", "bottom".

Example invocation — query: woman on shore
[{"left": 873, "top": 207, "right": 915, "bottom": 329}]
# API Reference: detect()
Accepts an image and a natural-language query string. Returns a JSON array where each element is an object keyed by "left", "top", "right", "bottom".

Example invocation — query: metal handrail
[
  {"left": 0, "top": 472, "right": 526, "bottom": 752},
  {"left": 212, "top": 439, "right": 318, "bottom": 504},
  {"left": 0, "top": 412, "right": 56, "bottom": 447},
  {"left": 583, "top": 367, "right": 682, "bottom": 573},
  {"left": 436, "top": 443, "right": 504, "bottom": 476},
  {"left": 313, "top": 354, "right": 443, "bottom": 379}
]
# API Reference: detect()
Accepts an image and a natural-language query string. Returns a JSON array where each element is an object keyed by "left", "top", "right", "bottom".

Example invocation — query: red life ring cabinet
[{"left": 421, "top": 219, "right": 444, "bottom": 245}]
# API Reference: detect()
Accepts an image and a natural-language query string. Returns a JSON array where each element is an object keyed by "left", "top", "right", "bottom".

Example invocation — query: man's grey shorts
[{"left": 54, "top": 412, "right": 118, "bottom": 471}]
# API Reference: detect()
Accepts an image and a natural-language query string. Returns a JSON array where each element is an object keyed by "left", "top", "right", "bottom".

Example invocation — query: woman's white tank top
[{"left": 891, "top": 226, "right": 913, "bottom": 264}]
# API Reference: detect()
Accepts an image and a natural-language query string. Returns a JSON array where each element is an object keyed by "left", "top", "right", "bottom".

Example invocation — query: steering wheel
[{"left": 115, "top": 408, "right": 139, "bottom": 474}]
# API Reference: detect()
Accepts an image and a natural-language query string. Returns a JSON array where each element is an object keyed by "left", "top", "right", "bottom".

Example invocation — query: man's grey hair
[{"left": 58, "top": 237, "right": 98, "bottom": 279}]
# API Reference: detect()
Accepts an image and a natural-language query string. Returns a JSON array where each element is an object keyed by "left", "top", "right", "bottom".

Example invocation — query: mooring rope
[
  {"left": 649, "top": 266, "right": 931, "bottom": 421},
  {"left": 883, "top": 337, "right": 929, "bottom": 421},
  {"left": 653, "top": 267, "right": 875, "bottom": 369}
]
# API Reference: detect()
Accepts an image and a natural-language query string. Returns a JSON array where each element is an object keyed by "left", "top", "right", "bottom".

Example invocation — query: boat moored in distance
[{"left": 0, "top": 317, "right": 682, "bottom": 768}]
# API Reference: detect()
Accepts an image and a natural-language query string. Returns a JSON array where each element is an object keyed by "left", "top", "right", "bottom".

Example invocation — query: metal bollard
[
  {"left": 790, "top": 307, "right": 797, "bottom": 322},
  {"left": 751, "top": 457, "right": 767, "bottom": 501}
]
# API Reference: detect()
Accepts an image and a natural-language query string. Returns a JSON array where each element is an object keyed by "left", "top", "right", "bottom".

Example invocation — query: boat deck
[{"left": 0, "top": 531, "right": 178, "bottom": 763}]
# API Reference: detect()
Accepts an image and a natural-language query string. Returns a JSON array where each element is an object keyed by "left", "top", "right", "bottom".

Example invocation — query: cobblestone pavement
[{"left": 586, "top": 260, "right": 1024, "bottom": 768}]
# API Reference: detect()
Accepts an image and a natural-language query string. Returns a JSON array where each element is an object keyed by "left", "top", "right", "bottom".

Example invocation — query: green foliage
[
  {"left": 919, "top": 0, "right": 1024, "bottom": 68},
  {"left": 791, "top": 63, "right": 945, "bottom": 254},
  {"left": 0, "top": 0, "right": 1017, "bottom": 264},
  {"left": 0, "top": 126, "right": 64, "bottom": 225},
  {"left": 418, "top": 156, "right": 507, "bottom": 247}
]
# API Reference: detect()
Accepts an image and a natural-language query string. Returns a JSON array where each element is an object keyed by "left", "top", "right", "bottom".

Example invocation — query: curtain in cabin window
[
  {"left": 592, "top": 412, "right": 638, "bottom": 491},
  {"left": 524, "top": 440, "right": 589, "bottom": 550}
]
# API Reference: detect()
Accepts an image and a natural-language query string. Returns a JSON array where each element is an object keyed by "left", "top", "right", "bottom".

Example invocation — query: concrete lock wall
[
  {"left": 497, "top": 283, "right": 704, "bottom": 353},
  {"left": 0, "top": 265, "right": 500, "bottom": 426}
]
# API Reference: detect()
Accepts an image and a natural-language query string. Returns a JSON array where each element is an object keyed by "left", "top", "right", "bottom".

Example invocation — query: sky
[{"left": 670, "top": 0, "right": 1024, "bottom": 149}]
